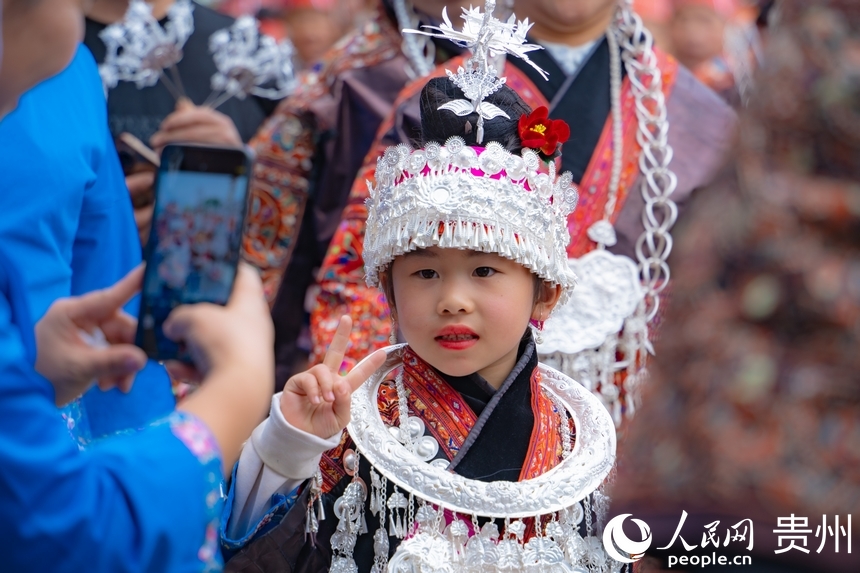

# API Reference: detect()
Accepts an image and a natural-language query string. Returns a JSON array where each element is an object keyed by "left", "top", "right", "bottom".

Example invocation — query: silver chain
[
  {"left": 393, "top": 0, "right": 435, "bottom": 79},
  {"left": 614, "top": 1, "right": 679, "bottom": 322},
  {"left": 604, "top": 26, "right": 624, "bottom": 222},
  {"left": 394, "top": 370, "right": 415, "bottom": 451}
]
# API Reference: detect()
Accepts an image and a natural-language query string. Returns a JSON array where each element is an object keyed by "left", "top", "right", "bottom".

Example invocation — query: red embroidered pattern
[
  {"left": 243, "top": 110, "right": 316, "bottom": 302},
  {"left": 566, "top": 49, "right": 679, "bottom": 258},
  {"left": 318, "top": 348, "right": 570, "bottom": 495},
  {"left": 240, "top": 11, "right": 403, "bottom": 304},
  {"left": 519, "top": 368, "right": 571, "bottom": 480}
]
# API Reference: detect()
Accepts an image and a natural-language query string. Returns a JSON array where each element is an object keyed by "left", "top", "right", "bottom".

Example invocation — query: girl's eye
[
  {"left": 474, "top": 267, "right": 497, "bottom": 277},
  {"left": 417, "top": 269, "right": 438, "bottom": 279}
]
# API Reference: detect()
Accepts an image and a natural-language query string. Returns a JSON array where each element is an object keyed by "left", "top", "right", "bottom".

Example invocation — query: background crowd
[{"left": 0, "top": 0, "right": 857, "bottom": 572}]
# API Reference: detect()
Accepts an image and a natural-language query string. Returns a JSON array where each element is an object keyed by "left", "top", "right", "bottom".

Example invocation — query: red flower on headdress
[{"left": 518, "top": 106, "right": 571, "bottom": 157}]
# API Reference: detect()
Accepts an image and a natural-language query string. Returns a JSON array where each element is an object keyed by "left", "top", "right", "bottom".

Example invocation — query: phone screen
[{"left": 136, "top": 145, "right": 251, "bottom": 361}]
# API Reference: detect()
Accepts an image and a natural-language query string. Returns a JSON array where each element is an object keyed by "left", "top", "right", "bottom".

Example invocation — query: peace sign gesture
[{"left": 279, "top": 316, "right": 387, "bottom": 439}]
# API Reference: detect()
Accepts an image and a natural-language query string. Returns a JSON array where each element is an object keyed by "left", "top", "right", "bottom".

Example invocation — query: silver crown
[{"left": 364, "top": 137, "right": 579, "bottom": 306}]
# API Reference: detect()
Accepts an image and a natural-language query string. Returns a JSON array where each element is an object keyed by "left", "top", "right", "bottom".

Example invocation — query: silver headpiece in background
[
  {"left": 207, "top": 16, "right": 297, "bottom": 109},
  {"left": 99, "top": 0, "right": 194, "bottom": 98},
  {"left": 99, "top": 1, "right": 296, "bottom": 108}
]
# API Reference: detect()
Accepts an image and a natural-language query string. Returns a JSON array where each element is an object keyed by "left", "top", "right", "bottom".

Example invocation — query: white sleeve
[{"left": 227, "top": 392, "right": 342, "bottom": 540}]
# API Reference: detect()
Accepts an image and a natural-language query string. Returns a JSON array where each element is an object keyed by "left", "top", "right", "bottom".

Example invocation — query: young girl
[{"left": 222, "top": 5, "right": 618, "bottom": 572}]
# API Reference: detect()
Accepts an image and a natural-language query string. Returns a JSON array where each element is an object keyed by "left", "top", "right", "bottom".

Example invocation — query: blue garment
[
  {"left": 0, "top": 44, "right": 173, "bottom": 438},
  {"left": 0, "top": 246, "right": 224, "bottom": 572},
  {"left": 219, "top": 463, "right": 300, "bottom": 561}
]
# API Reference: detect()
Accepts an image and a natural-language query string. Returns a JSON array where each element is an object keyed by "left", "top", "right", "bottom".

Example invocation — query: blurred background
[
  {"left": 205, "top": 0, "right": 376, "bottom": 69},
  {"left": 197, "top": 0, "right": 768, "bottom": 102}
]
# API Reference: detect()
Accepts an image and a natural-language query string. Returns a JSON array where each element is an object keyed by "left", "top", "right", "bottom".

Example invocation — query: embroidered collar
[{"left": 438, "top": 330, "right": 534, "bottom": 413}]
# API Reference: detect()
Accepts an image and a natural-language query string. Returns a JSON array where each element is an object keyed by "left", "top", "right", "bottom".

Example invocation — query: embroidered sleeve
[
  {"left": 165, "top": 412, "right": 224, "bottom": 571},
  {"left": 242, "top": 91, "right": 320, "bottom": 304},
  {"left": 220, "top": 459, "right": 302, "bottom": 558}
]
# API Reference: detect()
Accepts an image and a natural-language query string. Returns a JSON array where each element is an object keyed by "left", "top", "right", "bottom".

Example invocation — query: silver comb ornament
[
  {"left": 98, "top": 0, "right": 194, "bottom": 98},
  {"left": 402, "top": 0, "right": 546, "bottom": 143},
  {"left": 98, "top": 1, "right": 296, "bottom": 108},
  {"left": 207, "top": 16, "right": 297, "bottom": 109}
]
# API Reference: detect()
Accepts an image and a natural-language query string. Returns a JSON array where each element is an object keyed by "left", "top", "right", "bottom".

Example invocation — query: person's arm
[
  {"left": 223, "top": 317, "right": 385, "bottom": 541},
  {"left": 163, "top": 265, "right": 275, "bottom": 469},
  {"left": 36, "top": 264, "right": 274, "bottom": 474},
  {"left": 2, "top": 288, "right": 221, "bottom": 573},
  {"left": 223, "top": 392, "right": 342, "bottom": 542}
]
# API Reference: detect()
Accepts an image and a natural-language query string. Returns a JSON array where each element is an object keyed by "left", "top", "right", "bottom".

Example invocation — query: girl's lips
[
  {"left": 436, "top": 337, "right": 479, "bottom": 350},
  {"left": 435, "top": 326, "right": 479, "bottom": 350}
]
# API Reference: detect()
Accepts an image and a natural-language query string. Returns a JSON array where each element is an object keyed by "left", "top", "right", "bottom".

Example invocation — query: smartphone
[{"left": 136, "top": 144, "right": 253, "bottom": 362}]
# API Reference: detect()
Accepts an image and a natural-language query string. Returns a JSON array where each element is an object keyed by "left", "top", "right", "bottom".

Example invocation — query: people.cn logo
[{"left": 602, "top": 514, "right": 653, "bottom": 563}]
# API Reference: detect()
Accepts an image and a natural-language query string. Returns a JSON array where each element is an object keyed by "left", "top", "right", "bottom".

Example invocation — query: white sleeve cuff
[{"left": 250, "top": 392, "right": 342, "bottom": 480}]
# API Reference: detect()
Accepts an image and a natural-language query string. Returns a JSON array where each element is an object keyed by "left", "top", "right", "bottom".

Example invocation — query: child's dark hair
[{"left": 418, "top": 76, "right": 532, "bottom": 153}]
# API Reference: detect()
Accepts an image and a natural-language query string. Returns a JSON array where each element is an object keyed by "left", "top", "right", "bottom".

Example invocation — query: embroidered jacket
[{"left": 221, "top": 336, "right": 572, "bottom": 572}]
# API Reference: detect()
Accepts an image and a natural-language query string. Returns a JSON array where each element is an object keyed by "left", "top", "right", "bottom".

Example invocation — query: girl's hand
[{"left": 280, "top": 316, "right": 386, "bottom": 439}]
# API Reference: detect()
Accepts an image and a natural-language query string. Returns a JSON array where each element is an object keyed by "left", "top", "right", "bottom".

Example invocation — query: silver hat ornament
[
  {"left": 403, "top": 0, "right": 545, "bottom": 143},
  {"left": 363, "top": 138, "right": 579, "bottom": 307}
]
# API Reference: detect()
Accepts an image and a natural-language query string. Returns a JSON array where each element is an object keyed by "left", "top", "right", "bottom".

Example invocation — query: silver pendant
[
  {"left": 538, "top": 250, "right": 644, "bottom": 356},
  {"left": 329, "top": 556, "right": 359, "bottom": 573},
  {"left": 329, "top": 450, "right": 367, "bottom": 573},
  {"left": 387, "top": 530, "right": 455, "bottom": 573},
  {"left": 463, "top": 522, "right": 500, "bottom": 571},
  {"left": 388, "top": 505, "right": 454, "bottom": 573},
  {"left": 495, "top": 538, "right": 523, "bottom": 571},
  {"left": 388, "top": 490, "right": 409, "bottom": 538},
  {"left": 522, "top": 537, "right": 573, "bottom": 572},
  {"left": 370, "top": 528, "right": 390, "bottom": 573}
]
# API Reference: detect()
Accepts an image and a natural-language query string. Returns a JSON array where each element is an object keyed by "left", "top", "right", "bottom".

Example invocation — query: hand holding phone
[{"left": 136, "top": 144, "right": 253, "bottom": 362}]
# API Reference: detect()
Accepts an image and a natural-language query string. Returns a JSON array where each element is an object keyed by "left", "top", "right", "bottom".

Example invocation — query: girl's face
[{"left": 390, "top": 247, "right": 560, "bottom": 389}]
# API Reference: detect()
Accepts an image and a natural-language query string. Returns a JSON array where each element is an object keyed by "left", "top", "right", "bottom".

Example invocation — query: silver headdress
[
  {"left": 364, "top": 139, "right": 578, "bottom": 305},
  {"left": 207, "top": 16, "right": 297, "bottom": 109},
  {"left": 403, "top": 0, "right": 544, "bottom": 143},
  {"left": 99, "top": 1, "right": 296, "bottom": 107},
  {"left": 364, "top": 2, "right": 578, "bottom": 306}
]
